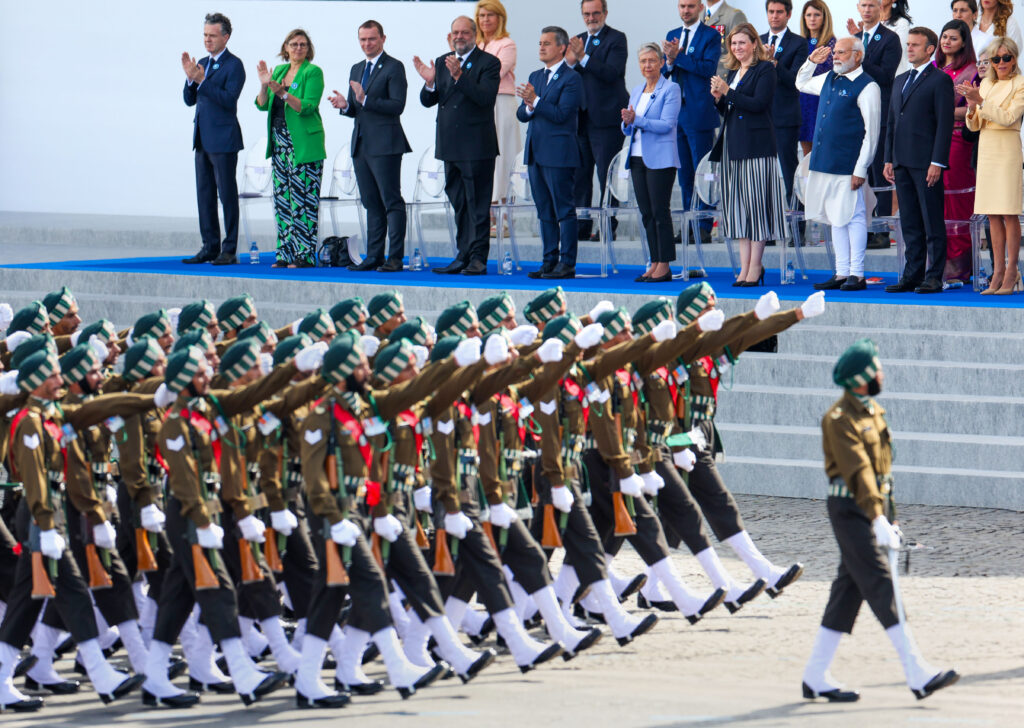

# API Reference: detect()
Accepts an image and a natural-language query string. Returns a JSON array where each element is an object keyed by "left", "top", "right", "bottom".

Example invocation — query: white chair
[
  {"left": 319, "top": 144, "right": 367, "bottom": 253},
  {"left": 601, "top": 150, "right": 652, "bottom": 274},
  {"left": 405, "top": 146, "right": 457, "bottom": 262},
  {"left": 672, "top": 153, "right": 723, "bottom": 279},
  {"left": 238, "top": 137, "right": 273, "bottom": 251},
  {"left": 494, "top": 162, "right": 533, "bottom": 270}
]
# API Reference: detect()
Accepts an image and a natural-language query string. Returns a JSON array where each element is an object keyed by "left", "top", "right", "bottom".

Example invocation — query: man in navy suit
[
  {"left": 181, "top": 13, "right": 245, "bottom": 266},
  {"left": 516, "top": 27, "right": 584, "bottom": 280},
  {"left": 847, "top": 0, "right": 901, "bottom": 248},
  {"left": 329, "top": 20, "right": 413, "bottom": 273},
  {"left": 761, "top": 0, "right": 808, "bottom": 203},
  {"left": 663, "top": 0, "right": 721, "bottom": 243},
  {"left": 566, "top": 0, "right": 629, "bottom": 242},
  {"left": 883, "top": 28, "right": 954, "bottom": 294}
]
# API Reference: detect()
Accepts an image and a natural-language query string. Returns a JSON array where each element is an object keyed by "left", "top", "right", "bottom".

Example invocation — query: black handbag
[{"left": 318, "top": 236, "right": 354, "bottom": 267}]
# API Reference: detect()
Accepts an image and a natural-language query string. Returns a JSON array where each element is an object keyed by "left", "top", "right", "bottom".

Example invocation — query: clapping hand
[
  {"left": 350, "top": 80, "right": 366, "bottom": 104},
  {"left": 663, "top": 38, "right": 680, "bottom": 63},
  {"left": 710, "top": 75, "right": 728, "bottom": 99},
  {"left": 567, "top": 36, "right": 585, "bottom": 64},
  {"left": 621, "top": 105, "right": 636, "bottom": 125},
  {"left": 181, "top": 52, "right": 202, "bottom": 83},
  {"left": 413, "top": 55, "right": 436, "bottom": 86},
  {"left": 846, "top": 17, "right": 864, "bottom": 35},
  {"left": 328, "top": 89, "right": 348, "bottom": 109},
  {"left": 257, "top": 60, "right": 273, "bottom": 86},
  {"left": 445, "top": 53, "right": 463, "bottom": 81},
  {"left": 956, "top": 81, "right": 982, "bottom": 106},
  {"left": 808, "top": 44, "right": 832, "bottom": 65},
  {"left": 516, "top": 82, "right": 538, "bottom": 107}
]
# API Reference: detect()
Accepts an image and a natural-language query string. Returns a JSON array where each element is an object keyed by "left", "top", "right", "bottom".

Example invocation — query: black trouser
[
  {"left": 0, "top": 510, "right": 19, "bottom": 602},
  {"left": 651, "top": 449, "right": 712, "bottom": 554},
  {"left": 685, "top": 419, "right": 745, "bottom": 541},
  {"left": 115, "top": 479, "right": 173, "bottom": 603},
  {"left": 353, "top": 152, "right": 407, "bottom": 264},
  {"left": 868, "top": 126, "right": 892, "bottom": 218},
  {"left": 531, "top": 469, "right": 606, "bottom": 589},
  {"left": 894, "top": 164, "right": 947, "bottom": 282},
  {"left": 152, "top": 497, "right": 241, "bottom": 645},
  {"left": 575, "top": 122, "right": 623, "bottom": 236},
  {"left": 278, "top": 494, "right": 317, "bottom": 620},
  {"left": 630, "top": 157, "right": 677, "bottom": 263},
  {"left": 0, "top": 500, "right": 99, "bottom": 647},
  {"left": 66, "top": 503, "right": 137, "bottom": 626},
  {"left": 821, "top": 496, "right": 899, "bottom": 633},
  {"left": 583, "top": 450, "right": 670, "bottom": 566},
  {"left": 444, "top": 158, "right": 496, "bottom": 265},
  {"left": 194, "top": 137, "right": 239, "bottom": 256},
  {"left": 382, "top": 495, "right": 445, "bottom": 622},
  {"left": 220, "top": 508, "right": 281, "bottom": 621}
]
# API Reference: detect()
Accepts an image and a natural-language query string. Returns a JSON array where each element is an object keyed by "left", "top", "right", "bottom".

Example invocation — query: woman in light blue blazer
[{"left": 622, "top": 43, "right": 683, "bottom": 282}]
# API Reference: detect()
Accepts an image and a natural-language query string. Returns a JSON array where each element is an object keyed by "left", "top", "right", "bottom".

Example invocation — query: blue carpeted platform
[{"left": 4, "top": 254, "right": 1021, "bottom": 308}]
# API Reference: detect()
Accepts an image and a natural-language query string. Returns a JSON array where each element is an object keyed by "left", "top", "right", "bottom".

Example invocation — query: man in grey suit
[
  {"left": 329, "top": 20, "right": 412, "bottom": 272},
  {"left": 703, "top": 0, "right": 749, "bottom": 76}
]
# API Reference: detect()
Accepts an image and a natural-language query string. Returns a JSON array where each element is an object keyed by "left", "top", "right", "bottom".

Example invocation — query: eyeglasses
[
  {"left": 993, "top": 54, "right": 1016, "bottom": 63},
  {"left": 287, "top": 41, "right": 308, "bottom": 48}
]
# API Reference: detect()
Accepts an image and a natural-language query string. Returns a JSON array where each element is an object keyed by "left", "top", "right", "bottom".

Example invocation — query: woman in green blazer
[{"left": 256, "top": 29, "right": 326, "bottom": 267}]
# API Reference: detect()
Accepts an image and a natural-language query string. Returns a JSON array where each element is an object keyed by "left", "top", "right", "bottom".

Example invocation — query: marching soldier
[{"left": 42, "top": 287, "right": 82, "bottom": 338}]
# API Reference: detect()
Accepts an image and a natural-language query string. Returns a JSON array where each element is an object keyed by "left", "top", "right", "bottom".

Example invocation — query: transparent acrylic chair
[
  {"left": 239, "top": 137, "right": 273, "bottom": 252},
  {"left": 405, "top": 146, "right": 458, "bottom": 264},
  {"left": 319, "top": 144, "right": 367, "bottom": 254},
  {"left": 494, "top": 162, "right": 533, "bottom": 271}
]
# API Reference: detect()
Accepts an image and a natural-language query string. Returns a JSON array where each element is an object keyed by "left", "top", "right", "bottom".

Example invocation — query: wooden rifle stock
[
  {"left": 264, "top": 528, "right": 284, "bottom": 572},
  {"left": 432, "top": 529, "right": 455, "bottom": 575},
  {"left": 612, "top": 491, "right": 637, "bottom": 536},
  {"left": 31, "top": 552, "right": 56, "bottom": 599},
  {"left": 481, "top": 520, "right": 501, "bottom": 563},
  {"left": 540, "top": 503, "right": 564, "bottom": 548},
  {"left": 86, "top": 543, "right": 113, "bottom": 590},
  {"left": 239, "top": 538, "right": 263, "bottom": 584},
  {"left": 136, "top": 527, "right": 158, "bottom": 573},
  {"left": 414, "top": 514, "right": 430, "bottom": 549},
  {"left": 192, "top": 543, "right": 220, "bottom": 590},
  {"left": 325, "top": 540, "right": 350, "bottom": 586},
  {"left": 370, "top": 532, "right": 385, "bottom": 569},
  {"left": 326, "top": 453, "right": 339, "bottom": 491}
]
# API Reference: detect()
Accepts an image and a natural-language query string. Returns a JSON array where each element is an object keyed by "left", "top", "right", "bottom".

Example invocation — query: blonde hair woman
[
  {"left": 475, "top": 0, "right": 520, "bottom": 213},
  {"left": 974, "top": 0, "right": 1024, "bottom": 55},
  {"left": 959, "top": 37, "right": 1024, "bottom": 293}
]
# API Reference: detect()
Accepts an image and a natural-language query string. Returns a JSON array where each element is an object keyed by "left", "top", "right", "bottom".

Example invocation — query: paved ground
[{"left": 6, "top": 494, "right": 1021, "bottom": 728}]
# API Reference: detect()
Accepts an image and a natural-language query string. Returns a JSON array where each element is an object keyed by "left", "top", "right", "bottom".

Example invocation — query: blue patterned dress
[{"left": 798, "top": 36, "right": 836, "bottom": 142}]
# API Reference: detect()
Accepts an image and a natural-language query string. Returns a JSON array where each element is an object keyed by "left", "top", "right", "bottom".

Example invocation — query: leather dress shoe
[
  {"left": 813, "top": 275, "right": 847, "bottom": 290},
  {"left": 616, "top": 613, "right": 659, "bottom": 646},
  {"left": 541, "top": 263, "right": 575, "bottom": 279},
  {"left": 12, "top": 655, "right": 37, "bottom": 678},
  {"left": 912, "top": 669, "right": 960, "bottom": 700},
  {"left": 459, "top": 648, "right": 497, "bottom": 683},
  {"left": 461, "top": 259, "right": 487, "bottom": 275},
  {"left": 142, "top": 689, "right": 201, "bottom": 708},
  {"left": 527, "top": 265, "right": 554, "bottom": 279},
  {"left": 211, "top": 254, "right": 238, "bottom": 266},
  {"left": 24, "top": 676, "right": 80, "bottom": 694},
  {"left": 296, "top": 690, "right": 350, "bottom": 709},
  {"left": 188, "top": 676, "right": 235, "bottom": 693},
  {"left": 361, "top": 642, "right": 380, "bottom": 664},
  {"left": 914, "top": 278, "right": 943, "bottom": 294},
  {"left": 334, "top": 678, "right": 383, "bottom": 695},
  {"left": 348, "top": 259, "right": 383, "bottom": 272},
  {"left": 182, "top": 250, "right": 218, "bottom": 264},
  {"left": 432, "top": 260, "right": 466, "bottom": 274},
  {"left": 885, "top": 279, "right": 919, "bottom": 293},
  {"left": 561, "top": 627, "right": 603, "bottom": 662},
  {"left": 0, "top": 697, "right": 44, "bottom": 713},
  {"left": 637, "top": 593, "right": 678, "bottom": 612},
  {"left": 517, "top": 643, "right": 563, "bottom": 674},
  {"left": 648, "top": 273, "right": 673, "bottom": 283},
  {"left": 619, "top": 573, "right": 647, "bottom": 602},
  {"left": 802, "top": 681, "right": 860, "bottom": 702},
  {"left": 766, "top": 563, "right": 804, "bottom": 598},
  {"left": 839, "top": 276, "right": 866, "bottom": 291},
  {"left": 573, "top": 603, "right": 607, "bottom": 624},
  {"left": 467, "top": 616, "right": 495, "bottom": 646},
  {"left": 238, "top": 670, "right": 288, "bottom": 706},
  {"left": 168, "top": 657, "right": 187, "bottom": 680},
  {"left": 98, "top": 673, "right": 146, "bottom": 704},
  {"left": 414, "top": 663, "right": 448, "bottom": 689},
  {"left": 866, "top": 232, "right": 891, "bottom": 249},
  {"left": 690, "top": 587, "right": 727, "bottom": 623},
  {"left": 104, "top": 637, "right": 123, "bottom": 658},
  {"left": 377, "top": 259, "right": 404, "bottom": 273},
  {"left": 724, "top": 578, "right": 767, "bottom": 614}
]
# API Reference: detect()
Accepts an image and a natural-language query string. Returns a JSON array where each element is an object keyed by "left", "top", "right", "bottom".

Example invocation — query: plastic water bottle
[
  {"left": 784, "top": 260, "right": 795, "bottom": 285},
  {"left": 249, "top": 241, "right": 259, "bottom": 265},
  {"left": 978, "top": 265, "right": 988, "bottom": 290},
  {"left": 500, "top": 252, "right": 514, "bottom": 276},
  {"left": 410, "top": 248, "right": 423, "bottom": 272},
  {"left": 942, "top": 280, "right": 963, "bottom": 290}
]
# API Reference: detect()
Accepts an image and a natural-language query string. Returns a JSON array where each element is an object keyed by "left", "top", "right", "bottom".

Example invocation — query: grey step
[
  {"left": 716, "top": 456, "right": 1024, "bottom": 510},
  {"left": 733, "top": 352, "right": 1024, "bottom": 397},
  {"left": 715, "top": 423, "right": 1024, "bottom": 475}
]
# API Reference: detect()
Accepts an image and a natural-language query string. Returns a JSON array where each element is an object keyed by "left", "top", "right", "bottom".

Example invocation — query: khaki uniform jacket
[
  {"left": 118, "top": 376, "right": 164, "bottom": 510},
  {"left": 822, "top": 390, "right": 892, "bottom": 520}
]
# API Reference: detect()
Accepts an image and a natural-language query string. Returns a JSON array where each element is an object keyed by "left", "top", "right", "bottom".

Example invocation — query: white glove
[
  {"left": 4, "top": 330, "right": 31, "bottom": 352},
  {"left": 140, "top": 504, "right": 166, "bottom": 533},
  {"left": 413, "top": 486, "right": 433, "bottom": 512},
  {"left": 196, "top": 523, "right": 225, "bottom": 550},
  {"left": 509, "top": 325, "right": 538, "bottom": 347},
  {"left": 639, "top": 471, "right": 665, "bottom": 496},
  {"left": 651, "top": 319, "right": 677, "bottom": 342},
  {"left": 412, "top": 344, "right": 429, "bottom": 369},
  {"left": 673, "top": 449, "right": 697, "bottom": 472},
  {"left": 687, "top": 426, "right": 708, "bottom": 452},
  {"left": 801, "top": 290, "right": 826, "bottom": 319},
  {"left": 294, "top": 341, "right": 328, "bottom": 372},
  {"left": 0, "top": 371, "right": 19, "bottom": 396},
  {"left": 373, "top": 514, "right": 404, "bottom": 543},
  {"left": 754, "top": 291, "right": 781, "bottom": 320},
  {"left": 290, "top": 319, "right": 302, "bottom": 335},
  {"left": 454, "top": 337, "right": 482, "bottom": 366},
  {"left": 483, "top": 334, "right": 510, "bottom": 365},
  {"left": 574, "top": 323, "right": 604, "bottom": 349},
  {"left": 872, "top": 515, "right": 901, "bottom": 550},
  {"left": 167, "top": 307, "right": 182, "bottom": 334},
  {"left": 443, "top": 511, "right": 474, "bottom": 540},
  {"left": 551, "top": 485, "right": 575, "bottom": 513},
  {"left": 237, "top": 515, "right": 267, "bottom": 543},
  {"left": 618, "top": 473, "right": 644, "bottom": 498},
  {"left": 105, "top": 484, "right": 118, "bottom": 505},
  {"left": 360, "top": 335, "right": 380, "bottom": 358},
  {"left": 536, "top": 338, "right": 564, "bottom": 363},
  {"left": 589, "top": 300, "right": 614, "bottom": 321},
  {"left": 0, "top": 303, "right": 13, "bottom": 331},
  {"left": 488, "top": 502, "right": 518, "bottom": 529},
  {"left": 697, "top": 309, "right": 725, "bottom": 332},
  {"left": 270, "top": 509, "right": 298, "bottom": 536},
  {"left": 154, "top": 383, "right": 176, "bottom": 408},
  {"left": 259, "top": 353, "right": 273, "bottom": 376},
  {"left": 93, "top": 521, "right": 117, "bottom": 550},
  {"left": 330, "top": 519, "right": 361, "bottom": 546},
  {"left": 70, "top": 331, "right": 83, "bottom": 346},
  {"left": 39, "top": 529, "right": 65, "bottom": 560},
  {"left": 87, "top": 334, "right": 109, "bottom": 363}
]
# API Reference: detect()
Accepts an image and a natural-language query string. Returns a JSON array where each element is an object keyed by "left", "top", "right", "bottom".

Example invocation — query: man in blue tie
[{"left": 181, "top": 13, "right": 245, "bottom": 266}]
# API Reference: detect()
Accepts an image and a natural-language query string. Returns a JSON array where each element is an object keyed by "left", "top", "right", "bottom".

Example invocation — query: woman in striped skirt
[{"left": 709, "top": 23, "right": 789, "bottom": 286}]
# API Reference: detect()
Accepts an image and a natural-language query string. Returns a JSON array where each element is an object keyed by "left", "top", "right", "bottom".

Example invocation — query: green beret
[
  {"left": 330, "top": 297, "right": 368, "bottom": 332},
  {"left": 17, "top": 350, "right": 60, "bottom": 393},
  {"left": 174, "top": 329, "right": 213, "bottom": 354},
  {"left": 8, "top": 301, "right": 48, "bottom": 336},
  {"left": 217, "top": 294, "right": 255, "bottom": 332},
  {"left": 541, "top": 314, "right": 581, "bottom": 346},
  {"left": 164, "top": 345, "right": 206, "bottom": 395},
  {"left": 323, "top": 332, "right": 363, "bottom": 384},
  {"left": 429, "top": 335, "right": 464, "bottom": 364},
  {"left": 374, "top": 339, "right": 416, "bottom": 383},
  {"left": 59, "top": 344, "right": 99, "bottom": 386},
  {"left": 178, "top": 300, "right": 217, "bottom": 335},
  {"left": 633, "top": 298, "right": 673, "bottom": 336},
  {"left": 132, "top": 310, "right": 172, "bottom": 343},
  {"left": 237, "top": 321, "right": 276, "bottom": 349},
  {"left": 43, "top": 286, "right": 76, "bottom": 326},
  {"left": 77, "top": 319, "right": 117, "bottom": 346},
  {"left": 596, "top": 307, "right": 631, "bottom": 343},
  {"left": 10, "top": 334, "right": 58, "bottom": 370},
  {"left": 833, "top": 338, "right": 882, "bottom": 389},
  {"left": 477, "top": 292, "right": 515, "bottom": 335},
  {"left": 123, "top": 338, "right": 165, "bottom": 382},
  {"left": 298, "top": 308, "right": 334, "bottom": 341},
  {"left": 676, "top": 282, "right": 715, "bottom": 326},
  {"left": 524, "top": 287, "right": 566, "bottom": 325},
  {"left": 388, "top": 316, "right": 432, "bottom": 347},
  {"left": 273, "top": 334, "right": 312, "bottom": 366},
  {"left": 435, "top": 301, "right": 478, "bottom": 339},
  {"left": 367, "top": 291, "right": 403, "bottom": 330},
  {"left": 220, "top": 339, "right": 261, "bottom": 383}
]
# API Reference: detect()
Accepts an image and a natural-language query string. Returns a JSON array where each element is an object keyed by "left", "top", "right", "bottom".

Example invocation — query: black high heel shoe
[{"left": 739, "top": 267, "right": 765, "bottom": 287}]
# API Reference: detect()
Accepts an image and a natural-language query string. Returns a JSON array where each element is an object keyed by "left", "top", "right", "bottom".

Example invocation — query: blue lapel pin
[
  {"left": 810, "top": 37, "right": 818, "bottom": 46},
  {"left": 212, "top": 63, "right": 220, "bottom": 70},
  {"left": 593, "top": 38, "right": 600, "bottom": 46},
  {"left": 874, "top": 34, "right": 881, "bottom": 41},
  {"left": 290, "top": 82, "right": 298, "bottom": 89},
  {"left": 466, "top": 61, "right": 472, "bottom": 69},
  {"left": 553, "top": 73, "right": 559, "bottom": 81},
  {"left": 687, "top": 46, "right": 695, "bottom": 54}
]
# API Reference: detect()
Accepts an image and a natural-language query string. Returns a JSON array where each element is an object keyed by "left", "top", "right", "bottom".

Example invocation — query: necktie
[
  {"left": 540, "top": 68, "right": 552, "bottom": 94},
  {"left": 770, "top": 35, "right": 778, "bottom": 52},
  {"left": 705, "top": 9, "right": 711, "bottom": 21},
  {"left": 584, "top": 34, "right": 594, "bottom": 56},
  {"left": 902, "top": 69, "right": 918, "bottom": 100},
  {"left": 678, "top": 29, "right": 690, "bottom": 100},
  {"left": 863, "top": 31, "right": 870, "bottom": 47},
  {"left": 360, "top": 61, "right": 372, "bottom": 89}
]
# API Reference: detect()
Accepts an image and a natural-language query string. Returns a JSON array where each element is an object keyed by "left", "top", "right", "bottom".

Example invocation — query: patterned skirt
[
  {"left": 271, "top": 123, "right": 324, "bottom": 264},
  {"left": 718, "top": 131, "right": 789, "bottom": 242}
]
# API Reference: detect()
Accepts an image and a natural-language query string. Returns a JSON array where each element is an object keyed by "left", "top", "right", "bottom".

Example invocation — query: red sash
[
  {"left": 8, "top": 408, "right": 65, "bottom": 480},
  {"left": 654, "top": 365, "right": 679, "bottom": 407},
  {"left": 615, "top": 369, "right": 638, "bottom": 409},
  {"left": 497, "top": 393, "right": 525, "bottom": 444},
  {"left": 396, "top": 410, "right": 423, "bottom": 459},
  {"left": 562, "top": 377, "right": 589, "bottom": 426},
  {"left": 699, "top": 356, "right": 721, "bottom": 401},
  {"left": 455, "top": 401, "right": 480, "bottom": 446},
  {"left": 331, "top": 403, "right": 381, "bottom": 506}
]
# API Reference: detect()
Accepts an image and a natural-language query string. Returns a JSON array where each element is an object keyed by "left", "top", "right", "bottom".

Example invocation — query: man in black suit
[
  {"left": 847, "top": 0, "right": 901, "bottom": 249},
  {"left": 883, "top": 28, "right": 954, "bottom": 294},
  {"left": 565, "top": 0, "right": 629, "bottom": 242},
  {"left": 415, "top": 16, "right": 501, "bottom": 276},
  {"left": 181, "top": 13, "right": 245, "bottom": 266},
  {"left": 761, "top": 0, "right": 808, "bottom": 203},
  {"left": 329, "top": 20, "right": 412, "bottom": 273}
]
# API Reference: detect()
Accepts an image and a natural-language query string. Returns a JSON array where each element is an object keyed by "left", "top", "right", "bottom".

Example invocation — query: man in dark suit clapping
[
  {"left": 761, "top": 0, "right": 808, "bottom": 203},
  {"left": 517, "top": 27, "right": 584, "bottom": 280},
  {"left": 329, "top": 20, "right": 413, "bottom": 273},
  {"left": 181, "top": 13, "right": 245, "bottom": 266},
  {"left": 415, "top": 16, "right": 501, "bottom": 276},
  {"left": 883, "top": 28, "right": 954, "bottom": 294}
]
